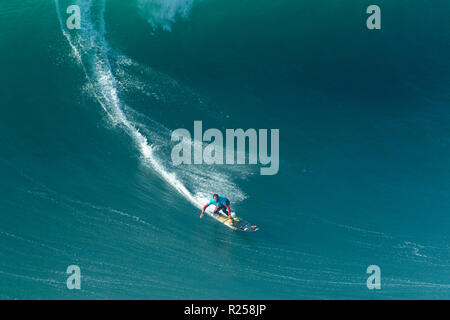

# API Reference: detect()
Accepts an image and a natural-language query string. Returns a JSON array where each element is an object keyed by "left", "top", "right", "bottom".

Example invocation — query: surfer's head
[{"left": 213, "top": 194, "right": 219, "bottom": 202}]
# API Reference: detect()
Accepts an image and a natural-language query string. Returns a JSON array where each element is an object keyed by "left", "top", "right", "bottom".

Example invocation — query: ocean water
[{"left": 0, "top": 0, "right": 449, "bottom": 299}]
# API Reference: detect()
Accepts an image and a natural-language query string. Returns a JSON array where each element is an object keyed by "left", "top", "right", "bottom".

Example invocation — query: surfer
[{"left": 200, "top": 194, "right": 232, "bottom": 219}]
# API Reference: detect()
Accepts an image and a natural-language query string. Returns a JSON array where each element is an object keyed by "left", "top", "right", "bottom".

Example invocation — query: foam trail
[{"left": 54, "top": 0, "right": 212, "bottom": 211}]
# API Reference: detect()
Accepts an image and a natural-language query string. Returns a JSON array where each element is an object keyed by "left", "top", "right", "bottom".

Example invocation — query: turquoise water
[{"left": 0, "top": 0, "right": 449, "bottom": 299}]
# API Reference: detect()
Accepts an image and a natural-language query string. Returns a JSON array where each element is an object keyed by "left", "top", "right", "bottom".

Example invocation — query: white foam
[{"left": 137, "top": 0, "right": 195, "bottom": 31}]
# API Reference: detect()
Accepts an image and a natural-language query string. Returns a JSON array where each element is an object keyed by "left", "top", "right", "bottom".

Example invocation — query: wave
[{"left": 54, "top": 0, "right": 248, "bottom": 216}]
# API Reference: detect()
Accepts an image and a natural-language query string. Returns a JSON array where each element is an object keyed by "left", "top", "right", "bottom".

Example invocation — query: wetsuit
[{"left": 202, "top": 196, "right": 231, "bottom": 217}]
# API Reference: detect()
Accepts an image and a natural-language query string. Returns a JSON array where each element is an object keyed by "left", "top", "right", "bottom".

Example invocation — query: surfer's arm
[
  {"left": 200, "top": 204, "right": 210, "bottom": 218},
  {"left": 225, "top": 204, "right": 231, "bottom": 217}
]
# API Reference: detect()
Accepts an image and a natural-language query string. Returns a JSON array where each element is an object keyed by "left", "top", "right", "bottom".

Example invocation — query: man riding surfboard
[{"left": 200, "top": 194, "right": 232, "bottom": 219}]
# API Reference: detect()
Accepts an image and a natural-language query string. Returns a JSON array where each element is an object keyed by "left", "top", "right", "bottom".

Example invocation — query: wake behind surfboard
[{"left": 206, "top": 210, "right": 259, "bottom": 232}]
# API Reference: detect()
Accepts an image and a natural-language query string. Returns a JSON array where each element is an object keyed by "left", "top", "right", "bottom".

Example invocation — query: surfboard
[{"left": 207, "top": 210, "right": 259, "bottom": 232}]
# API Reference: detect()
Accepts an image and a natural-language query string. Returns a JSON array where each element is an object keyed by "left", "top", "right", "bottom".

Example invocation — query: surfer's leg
[
  {"left": 215, "top": 205, "right": 227, "bottom": 215},
  {"left": 221, "top": 204, "right": 230, "bottom": 215}
]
